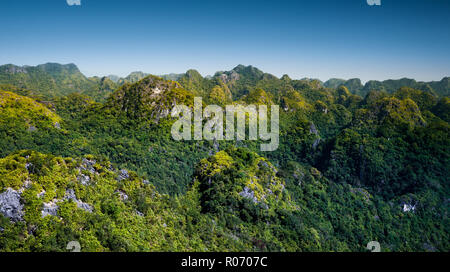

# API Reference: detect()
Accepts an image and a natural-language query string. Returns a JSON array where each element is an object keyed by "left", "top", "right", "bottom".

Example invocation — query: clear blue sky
[{"left": 1, "top": 0, "right": 449, "bottom": 82}]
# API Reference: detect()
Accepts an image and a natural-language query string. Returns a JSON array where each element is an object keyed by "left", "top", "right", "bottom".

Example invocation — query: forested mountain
[
  {"left": 0, "top": 63, "right": 448, "bottom": 252},
  {"left": 0, "top": 63, "right": 98, "bottom": 99},
  {"left": 0, "top": 64, "right": 147, "bottom": 102},
  {"left": 324, "top": 77, "right": 450, "bottom": 97}
]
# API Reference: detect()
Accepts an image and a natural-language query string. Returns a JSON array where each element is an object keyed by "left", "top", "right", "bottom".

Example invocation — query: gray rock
[
  {"left": 5, "top": 65, "right": 28, "bottom": 74},
  {"left": 77, "top": 202, "right": 93, "bottom": 213},
  {"left": 54, "top": 122, "right": 61, "bottom": 129},
  {"left": 309, "top": 123, "right": 319, "bottom": 135},
  {"left": 64, "top": 189, "right": 93, "bottom": 213},
  {"left": 0, "top": 188, "right": 24, "bottom": 222},
  {"left": 115, "top": 190, "right": 129, "bottom": 201},
  {"left": 37, "top": 190, "right": 46, "bottom": 198},
  {"left": 312, "top": 138, "right": 321, "bottom": 149},
  {"left": 402, "top": 203, "right": 416, "bottom": 213},
  {"left": 80, "top": 158, "right": 96, "bottom": 174},
  {"left": 18, "top": 179, "right": 32, "bottom": 193},
  {"left": 41, "top": 200, "right": 60, "bottom": 217},
  {"left": 142, "top": 179, "right": 150, "bottom": 185},
  {"left": 25, "top": 163, "right": 33, "bottom": 172},
  {"left": 258, "top": 160, "right": 277, "bottom": 173},
  {"left": 77, "top": 174, "right": 90, "bottom": 186},
  {"left": 27, "top": 125, "right": 37, "bottom": 132},
  {"left": 136, "top": 210, "right": 144, "bottom": 217},
  {"left": 117, "top": 169, "right": 129, "bottom": 181},
  {"left": 239, "top": 186, "right": 258, "bottom": 203}
]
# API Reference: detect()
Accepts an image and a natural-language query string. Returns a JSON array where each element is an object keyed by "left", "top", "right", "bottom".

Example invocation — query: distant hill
[
  {"left": 0, "top": 63, "right": 96, "bottom": 97},
  {"left": 1, "top": 63, "right": 448, "bottom": 107},
  {"left": 0, "top": 63, "right": 116, "bottom": 101},
  {"left": 105, "top": 75, "right": 194, "bottom": 122},
  {"left": 324, "top": 77, "right": 450, "bottom": 97},
  {"left": 0, "top": 63, "right": 449, "bottom": 252}
]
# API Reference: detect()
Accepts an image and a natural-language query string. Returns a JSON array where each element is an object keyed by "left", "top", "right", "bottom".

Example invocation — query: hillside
[{"left": 0, "top": 63, "right": 448, "bottom": 252}]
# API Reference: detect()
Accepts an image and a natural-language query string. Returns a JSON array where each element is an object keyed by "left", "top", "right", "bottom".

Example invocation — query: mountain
[
  {"left": 106, "top": 74, "right": 121, "bottom": 83},
  {"left": 0, "top": 63, "right": 94, "bottom": 97},
  {"left": 0, "top": 63, "right": 115, "bottom": 101},
  {"left": 118, "top": 71, "right": 149, "bottom": 85},
  {"left": 2, "top": 62, "right": 448, "bottom": 103},
  {"left": 105, "top": 75, "right": 194, "bottom": 122},
  {"left": 0, "top": 63, "right": 449, "bottom": 252},
  {"left": 0, "top": 90, "right": 62, "bottom": 131},
  {"left": 323, "top": 78, "right": 346, "bottom": 89},
  {"left": 324, "top": 77, "right": 449, "bottom": 97},
  {"left": 160, "top": 73, "right": 185, "bottom": 81}
]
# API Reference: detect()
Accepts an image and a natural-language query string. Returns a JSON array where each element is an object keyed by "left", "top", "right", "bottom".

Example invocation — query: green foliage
[{"left": 0, "top": 64, "right": 448, "bottom": 252}]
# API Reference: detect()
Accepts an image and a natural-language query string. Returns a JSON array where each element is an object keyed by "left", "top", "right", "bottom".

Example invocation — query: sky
[{"left": 0, "top": 0, "right": 449, "bottom": 83}]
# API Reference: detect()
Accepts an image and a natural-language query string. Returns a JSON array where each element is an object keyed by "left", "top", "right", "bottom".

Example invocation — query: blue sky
[{"left": 1, "top": 0, "right": 449, "bottom": 82}]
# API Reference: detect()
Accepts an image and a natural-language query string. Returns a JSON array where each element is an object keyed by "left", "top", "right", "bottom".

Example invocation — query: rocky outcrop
[
  {"left": 77, "top": 174, "right": 91, "bottom": 186},
  {"left": 64, "top": 189, "right": 93, "bottom": 213},
  {"left": 117, "top": 169, "right": 129, "bottom": 181},
  {"left": 41, "top": 189, "right": 93, "bottom": 218},
  {"left": 312, "top": 139, "right": 320, "bottom": 149},
  {"left": 218, "top": 71, "right": 240, "bottom": 84},
  {"left": 115, "top": 190, "right": 129, "bottom": 201},
  {"left": 239, "top": 186, "right": 258, "bottom": 204},
  {"left": 79, "top": 158, "right": 96, "bottom": 174},
  {"left": 106, "top": 75, "right": 194, "bottom": 123},
  {"left": 42, "top": 200, "right": 59, "bottom": 217},
  {"left": 402, "top": 203, "right": 416, "bottom": 213},
  {"left": 0, "top": 188, "right": 24, "bottom": 222},
  {"left": 309, "top": 123, "right": 319, "bottom": 135},
  {"left": 309, "top": 123, "right": 321, "bottom": 149}
]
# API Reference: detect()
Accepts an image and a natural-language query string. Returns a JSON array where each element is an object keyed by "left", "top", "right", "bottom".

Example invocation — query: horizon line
[{"left": 1, "top": 62, "right": 448, "bottom": 86}]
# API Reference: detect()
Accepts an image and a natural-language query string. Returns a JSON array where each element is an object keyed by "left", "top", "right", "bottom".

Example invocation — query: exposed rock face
[
  {"left": 309, "top": 123, "right": 321, "bottom": 149},
  {"left": 117, "top": 169, "right": 129, "bottom": 181},
  {"left": 116, "top": 190, "right": 129, "bottom": 201},
  {"left": 312, "top": 139, "right": 321, "bottom": 149},
  {"left": 258, "top": 160, "right": 277, "bottom": 174},
  {"left": 76, "top": 158, "right": 97, "bottom": 185},
  {"left": 309, "top": 123, "right": 319, "bottom": 135},
  {"left": 402, "top": 203, "right": 416, "bottom": 212},
  {"left": 106, "top": 75, "right": 193, "bottom": 123},
  {"left": 64, "top": 189, "right": 93, "bottom": 212},
  {"left": 3, "top": 64, "right": 28, "bottom": 74},
  {"left": 239, "top": 186, "right": 258, "bottom": 203},
  {"left": 218, "top": 71, "right": 240, "bottom": 84},
  {"left": 37, "top": 190, "right": 46, "bottom": 198},
  {"left": 0, "top": 188, "right": 24, "bottom": 222},
  {"left": 80, "top": 158, "right": 96, "bottom": 174},
  {"left": 19, "top": 179, "right": 32, "bottom": 193},
  {"left": 42, "top": 200, "right": 59, "bottom": 217},
  {"left": 41, "top": 189, "right": 93, "bottom": 217},
  {"left": 77, "top": 174, "right": 91, "bottom": 186},
  {"left": 136, "top": 210, "right": 144, "bottom": 217}
]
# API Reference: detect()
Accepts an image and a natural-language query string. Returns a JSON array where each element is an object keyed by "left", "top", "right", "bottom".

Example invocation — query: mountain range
[
  {"left": 0, "top": 62, "right": 448, "bottom": 252},
  {"left": 1, "top": 63, "right": 449, "bottom": 103}
]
